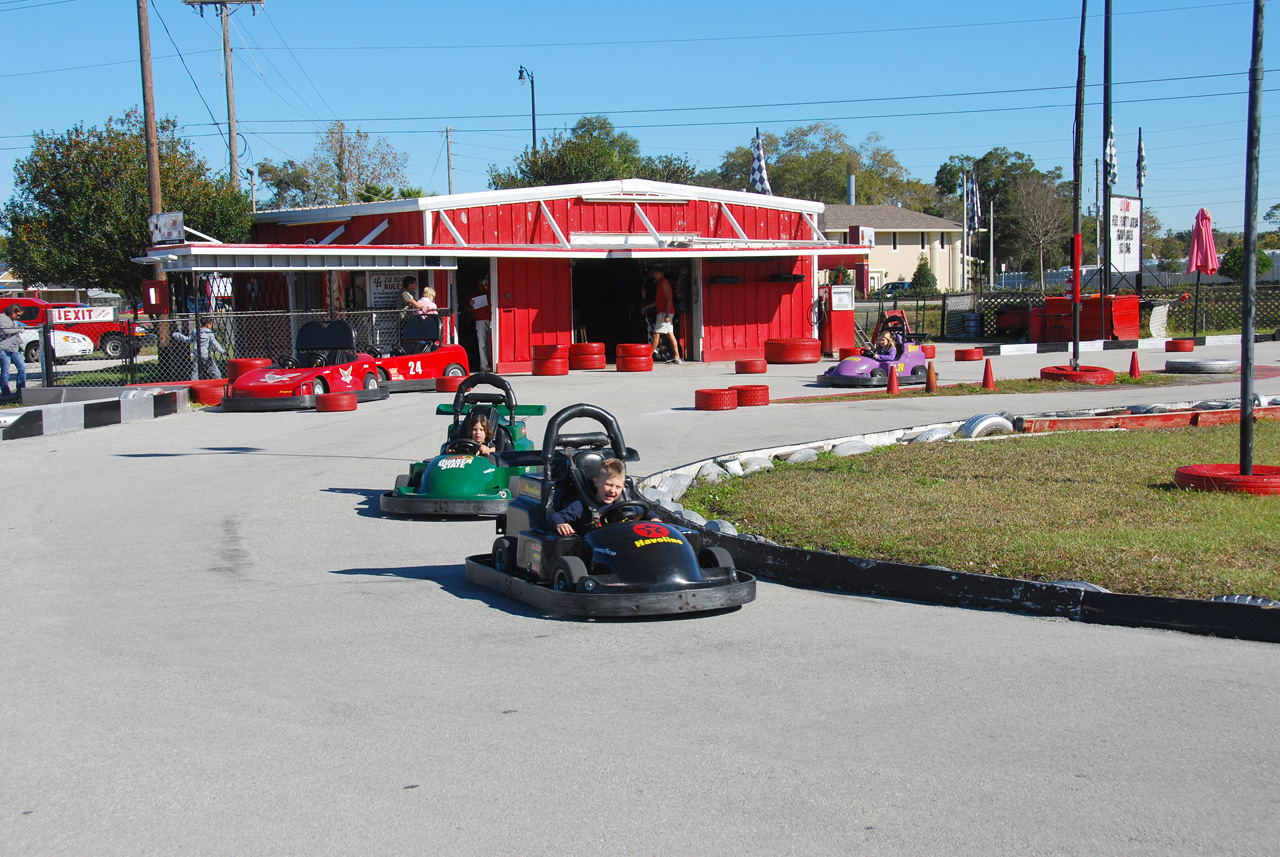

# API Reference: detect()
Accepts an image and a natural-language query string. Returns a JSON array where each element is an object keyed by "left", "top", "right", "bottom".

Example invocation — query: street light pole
[{"left": 517, "top": 65, "right": 536, "bottom": 150}]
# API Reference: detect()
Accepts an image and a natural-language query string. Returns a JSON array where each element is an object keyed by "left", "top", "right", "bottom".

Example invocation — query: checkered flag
[
  {"left": 1105, "top": 118, "right": 1118, "bottom": 187},
  {"left": 1137, "top": 127, "right": 1147, "bottom": 195},
  {"left": 750, "top": 128, "right": 773, "bottom": 195},
  {"left": 966, "top": 171, "right": 981, "bottom": 234}
]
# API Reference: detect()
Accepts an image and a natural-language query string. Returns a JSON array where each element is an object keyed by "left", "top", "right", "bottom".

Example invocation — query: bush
[
  {"left": 1218, "top": 246, "right": 1274, "bottom": 283},
  {"left": 908, "top": 254, "right": 940, "bottom": 296}
]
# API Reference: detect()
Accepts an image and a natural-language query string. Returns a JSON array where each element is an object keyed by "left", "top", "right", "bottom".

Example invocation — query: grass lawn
[
  {"left": 682, "top": 422, "right": 1280, "bottom": 600},
  {"left": 777, "top": 372, "right": 1194, "bottom": 404}
]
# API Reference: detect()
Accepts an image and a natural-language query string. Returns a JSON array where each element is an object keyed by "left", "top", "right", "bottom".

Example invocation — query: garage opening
[{"left": 570, "top": 259, "right": 691, "bottom": 361}]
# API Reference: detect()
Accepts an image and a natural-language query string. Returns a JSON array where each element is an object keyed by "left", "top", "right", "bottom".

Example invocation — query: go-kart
[
  {"left": 380, "top": 373, "right": 547, "bottom": 516},
  {"left": 464, "top": 403, "right": 756, "bottom": 617},
  {"left": 819, "top": 310, "right": 932, "bottom": 387},
  {"left": 223, "top": 319, "right": 389, "bottom": 411},
  {"left": 370, "top": 314, "right": 470, "bottom": 393}
]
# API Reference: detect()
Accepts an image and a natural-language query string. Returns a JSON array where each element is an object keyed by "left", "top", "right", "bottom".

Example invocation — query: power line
[{"left": 149, "top": 0, "right": 226, "bottom": 150}]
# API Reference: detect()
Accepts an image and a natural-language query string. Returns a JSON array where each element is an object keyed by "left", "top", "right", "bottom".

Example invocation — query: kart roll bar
[
  {"left": 540, "top": 404, "right": 638, "bottom": 467},
  {"left": 449, "top": 372, "right": 516, "bottom": 423}
]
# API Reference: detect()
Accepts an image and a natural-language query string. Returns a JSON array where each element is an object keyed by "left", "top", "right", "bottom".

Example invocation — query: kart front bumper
[
  {"left": 380, "top": 492, "right": 509, "bottom": 516},
  {"left": 817, "top": 372, "right": 927, "bottom": 388},
  {"left": 221, "top": 386, "right": 389, "bottom": 411}
]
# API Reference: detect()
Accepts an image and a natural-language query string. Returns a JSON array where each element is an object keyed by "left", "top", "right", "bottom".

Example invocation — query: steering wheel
[
  {"left": 445, "top": 439, "right": 481, "bottom": 455},
  {"left": 600, "top": 502, "right": 652, "bottom": 526}
]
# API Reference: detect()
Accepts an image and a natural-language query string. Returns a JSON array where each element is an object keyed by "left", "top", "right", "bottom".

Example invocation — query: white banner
[
  {"left": 1109, "top": 195, "right": 1141, "bottom": 272},
  {"left": 50, "top": 306, "right": 116, "bottom": 324}
]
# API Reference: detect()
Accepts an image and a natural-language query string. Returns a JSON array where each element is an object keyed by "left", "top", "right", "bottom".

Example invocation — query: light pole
[{"left": 517, "top": 65, "right": 536, "bottom": 150}]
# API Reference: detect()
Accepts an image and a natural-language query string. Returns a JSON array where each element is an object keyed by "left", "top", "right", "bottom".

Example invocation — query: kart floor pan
[{"left": 464, "top": 555, "right": 756, "bottom": 617}]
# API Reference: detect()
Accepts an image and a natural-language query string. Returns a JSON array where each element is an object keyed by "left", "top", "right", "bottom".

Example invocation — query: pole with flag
[
  {"left": 967, "top": 171, "right": 981, "bottom": 289},
  {"left": 1136, "top": 127, "right": 1147, "bottom": 292},
  {"left": 750, "top": 128, "right": 773, "bottom": 196},
  {"left": 1103, "top": 114, "right": 1117, "bottom": 339}
]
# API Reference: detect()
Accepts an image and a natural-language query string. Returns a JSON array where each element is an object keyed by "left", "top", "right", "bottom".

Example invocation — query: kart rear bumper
[
  {"left": 221, "top": 385, "right": 388, "bottom": 411},
  {"left": 383, "top": 378, "right": 437, "bottom": 393},
  {"left": 380, "top": 493, "right": 508, "bottom": 516},
  {"left": 464, "top": 555, "right": 756, "bottom": 617},
  {"left": 818, "top": 373, "right": 927, "bottom": 387}
]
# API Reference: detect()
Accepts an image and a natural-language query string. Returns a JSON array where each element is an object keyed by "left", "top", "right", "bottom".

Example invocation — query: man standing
[
  {"left": 470, "top": 274, "right": 492, "bottom": 371},
  {"left": 0, "top": 303, "right": 29, "bottom": 400},
  {"left": 643, "top": 269, "right": 683, "bottom": 364}
]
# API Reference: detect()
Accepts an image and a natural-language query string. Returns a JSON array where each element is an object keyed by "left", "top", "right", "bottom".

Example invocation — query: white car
[{"left": 18, "top": 324, "right": 95, "bottom": 363}]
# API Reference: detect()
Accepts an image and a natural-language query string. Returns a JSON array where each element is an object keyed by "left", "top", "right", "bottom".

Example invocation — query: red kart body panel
[
  {"left": 374, "top": 343, "right": 470, "bottom": 385},
  {"left": 224, "top": 354, "right": 384, "bottom": 410}
]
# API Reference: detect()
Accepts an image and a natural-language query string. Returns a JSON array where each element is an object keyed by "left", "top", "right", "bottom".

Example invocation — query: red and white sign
[
  {"left": 50, "top": 306, "right": 116, "bottom": 324},
  {"left": 1109, "top": 195, "right": 1142, "bottom": 272}
]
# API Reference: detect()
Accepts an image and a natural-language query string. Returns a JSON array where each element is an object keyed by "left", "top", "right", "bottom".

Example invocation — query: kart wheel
[
  {"left": 24, "top": 342, "right": 39, "bottom": 363},
  {"left": 312, "top": 375, "right": 328, "bottom": 395},
  {"left": 492, "top": 538, "right": 515, "bottom": 576},
  {"left": 363, "top": 373, "right": 378, "bottom": 390},
  {"left": 551, "top": 556, "right": 587, "bottom": 592},
  {"left": 698, "top": 546, "right": 734, "bottom": 570},
  {"left": 870, "top": 367, "right": 887, "bottom": 383},
  {"left": 443, "top": 363, "right": 466, "bottom": 377},
  {"left": 911, "top": 364, "right": 927, "bottom": 376},
  {"left": 377, "top": 368, "right": 390, "bottom": 383}
]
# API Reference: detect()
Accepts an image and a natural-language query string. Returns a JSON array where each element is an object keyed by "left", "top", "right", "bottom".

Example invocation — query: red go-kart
[{"left": 370, "top": 315, "right": 469, "bottom": 393}]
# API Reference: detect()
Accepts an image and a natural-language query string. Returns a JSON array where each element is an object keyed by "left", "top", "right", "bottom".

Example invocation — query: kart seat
[
  {"left": 401, "top": 316, "right": 442, "bottom": 355},
  {"left": 295, "top": 319, "right": 359, "bottom": 366}
]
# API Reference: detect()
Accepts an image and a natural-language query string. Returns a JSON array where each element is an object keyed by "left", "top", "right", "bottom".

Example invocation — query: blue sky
[{"left": 1, "top": 0, "right": 1273, "bottom": 239}]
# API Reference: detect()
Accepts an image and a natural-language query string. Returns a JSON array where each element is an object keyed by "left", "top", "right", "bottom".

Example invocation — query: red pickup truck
[{"left": 1, "top": 296, "right": 151, "bottom": 358}]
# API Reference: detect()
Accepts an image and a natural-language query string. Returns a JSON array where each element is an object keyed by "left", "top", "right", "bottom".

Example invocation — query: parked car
[
  {"left": 880, "top": 280, "right": 911, "bottom": 297},
  {"left": 1, "top": 296, "right": 150, "bottom": 358},
  {"left": 17, "top": 323, "right": 95, "bottom": 363}
]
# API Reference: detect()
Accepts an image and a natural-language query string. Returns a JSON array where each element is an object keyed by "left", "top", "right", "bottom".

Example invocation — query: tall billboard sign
[{"left": 1109, "top": 195, "right": 1141, "bottom": 272}]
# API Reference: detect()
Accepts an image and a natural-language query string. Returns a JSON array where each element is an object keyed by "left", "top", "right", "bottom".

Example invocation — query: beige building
[{"left": 819, "top": 205, "right": 964, "bottom": 292}]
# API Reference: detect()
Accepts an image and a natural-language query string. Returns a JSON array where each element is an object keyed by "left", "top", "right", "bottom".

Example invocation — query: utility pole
[
  {"left": 183, "top": 1, "right": 262, "bottom": 184},
  {"left": 446, "top": 127, "right": 454, "bottom": 195},
  {"left": 136, "top": 0, "right": 162, "bottom": 269}
]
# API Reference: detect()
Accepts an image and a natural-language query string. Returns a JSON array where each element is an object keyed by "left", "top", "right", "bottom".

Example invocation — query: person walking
[
  {"left": 642, "top": 269, "right": 683, "bottom": 364},
  {"left": 0, "top": 303, "right": 28, "bottom": 400},
  {"left": 173, "top": 318, "right": 228, "bottom": 379}
]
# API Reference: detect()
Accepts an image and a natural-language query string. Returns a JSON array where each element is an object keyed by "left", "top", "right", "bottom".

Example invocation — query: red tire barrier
[
  {"left": 695, "top": 388, "right": 739, "bottom": 411},
  {"left": 838, "top": 347, "right": 864, "bottom": 361},
  {"left": 569, "top": 354, "right": 607, "bottom": 370},
  {"left": 1166, "top": 339, "right": 1196, "bottom": 352},
  {"left": 735, "top": 358, "right": 768, "bottom": 374},
  {"left": 316, "top": 392, "right": 357, "bottom": 412},
  {"left": 764, "top": 338, "right": 822, "bottom": 364},
  {"left": 436, "top": 375, "right": 464, "bottom": 393},
  {"left": 190, "top": 379, "right": 226, "bottom": 407},
  {"left": 616, "top": 355, "right": 653, "bottom": 372},
  {"left": 531, "top": 344, "right": 569, "bottom": 360},
  {"left": 569, "top": 342, "right": 605, "bottom": 357},
  {"left": 532, "top": 357, "right": 570, "bottom": 376},
  {"left": 921, "top": 344, "right": 937, "bottom": 359},
  {"left": 616, "top": 342, "right": 651, "bottom": 358},
  {"left": 1039, "top": 365, "right": 1116, "bottom": 385},
  {"left": 955, "top": 348, "right": 984, "bottom": 361},
  {"left": 226, "top": 357, "right": 271, "bottom": 382},
  {"left": 729, "top": 384, "right": 770, "bottom": 407},
  {"left": 1174, "top": 464, "right": 1280, "bottom": 495}
]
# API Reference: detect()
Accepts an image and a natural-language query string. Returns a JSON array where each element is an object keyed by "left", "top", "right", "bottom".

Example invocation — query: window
[
  {"left": 921, "top": 232, "right": 927, "bottom": 250},
  {"left": 892, "top": 232, "right": 899, "bottom": 251}
]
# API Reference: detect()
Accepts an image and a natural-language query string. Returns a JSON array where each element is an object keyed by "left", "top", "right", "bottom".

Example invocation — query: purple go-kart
[{"left": 819, "top": 313, "right": 931, "bottom": 388}]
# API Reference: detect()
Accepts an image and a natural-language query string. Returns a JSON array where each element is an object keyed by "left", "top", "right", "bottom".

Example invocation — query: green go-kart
[{"left": 380, "top": 373, "right": 546, "bottom": 517}]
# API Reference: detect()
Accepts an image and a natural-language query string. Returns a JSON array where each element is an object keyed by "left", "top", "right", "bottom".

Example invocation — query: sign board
[
  {"left": 1109, "top": 195, "right": 1142, "bottom": 272},
  {"left": 51, "top": 306, "right": 116, "bottom": 324},
  {"left": 148, "top": 211, "right": 184, "bottom": 244},
  {"left": 369, "top": 272, "right": 416, "bottom": 309},
  {"left": 852, "top": 226, "right": 875, "bottom": 246}
]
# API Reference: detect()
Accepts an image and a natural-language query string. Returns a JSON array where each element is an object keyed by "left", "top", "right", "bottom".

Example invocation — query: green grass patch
[
  {"left": 779, "top": 372, "right": 1190, "bottom": 404},
  {"left": 682, "top": 423, "right": 1280, "bottom": 600}
]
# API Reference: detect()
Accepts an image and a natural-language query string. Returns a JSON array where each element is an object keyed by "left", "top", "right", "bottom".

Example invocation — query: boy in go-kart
[{"left": 550, "top": 459, "right": 658, "bottom": 535}]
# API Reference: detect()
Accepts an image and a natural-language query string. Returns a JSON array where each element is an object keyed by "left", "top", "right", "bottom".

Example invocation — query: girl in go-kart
[{"left": 446, "top": 407, "right": 498, "bottom": 459}]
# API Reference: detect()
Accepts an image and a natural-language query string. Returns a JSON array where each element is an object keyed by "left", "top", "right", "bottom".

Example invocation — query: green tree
[
  {"left": 909, "top": 254, "right": 939, "bottom": 295},
  {"left": 488, "top": 116, "right": 696, "bottom": 189},
  {"left": 1, "top": 109, "right": 251, "bottom": 305},
  {"left": 1007, "top": 172, "right": 1070, "bottom": 286},
  {"left": 1217, "top": 245, "right": 1273, "bottom": 282},
  {"left": 935, "top": 148, "right": 1047, "bottom": 271},
  {"left": 256, "top": 158, "right": 323, "bottom": 209}
]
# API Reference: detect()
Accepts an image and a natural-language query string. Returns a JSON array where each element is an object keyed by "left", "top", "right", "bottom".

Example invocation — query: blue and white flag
[
  {"left": 1105, "top": 118, "right": 1119, "bottom": 187},
  {"left": 966, "top": 171, "right": 981, "bottom": 234},
  {"left": 750, "top": 128, "right": 773, "bottom": 195},
  {"left": 1137, "top": 127, "right": 1147, "bottom": 195}
]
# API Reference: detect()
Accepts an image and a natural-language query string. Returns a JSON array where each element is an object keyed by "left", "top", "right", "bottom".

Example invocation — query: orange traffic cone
[
  {"left": 887, "top": 367, "right": 900, "bottom": 395},
  {"left": 1129, "top": 351, "right": 1141, "bottom": 379},
  {"left": 981, "top": 358, "right": 996, "bottom": 390},
  {"left": 925, "top": 361, "right": 938, "bottom": 393}
]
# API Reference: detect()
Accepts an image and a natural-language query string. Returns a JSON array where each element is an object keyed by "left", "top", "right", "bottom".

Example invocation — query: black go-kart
[{"left": 464, "top": 403, "right": 756, "bottom": 617}]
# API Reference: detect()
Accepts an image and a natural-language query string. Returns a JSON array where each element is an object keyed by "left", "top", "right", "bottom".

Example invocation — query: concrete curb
[
  {"left": 1, "top": 389, "right": 188, "bottom": 440},
  {"left": 976, "top": 331, "right": 1274, "bottom": 357}
]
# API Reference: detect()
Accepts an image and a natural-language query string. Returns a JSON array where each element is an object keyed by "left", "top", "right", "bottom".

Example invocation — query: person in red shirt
[
  {"left": 470, "top": 274, "right": 492, "bottom": 370},
  {"left": 642, "top": 269, "right": 683, "bottom": 364}
]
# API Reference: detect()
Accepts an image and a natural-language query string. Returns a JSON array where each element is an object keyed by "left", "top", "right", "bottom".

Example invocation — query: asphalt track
[{"left": 4, "top": 340, "right": 1279, "bottom": 856}]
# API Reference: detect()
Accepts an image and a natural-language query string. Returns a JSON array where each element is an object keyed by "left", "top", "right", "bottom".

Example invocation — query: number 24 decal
[{"left": 408, "top": 360, "right": 423, "bottom": 375}]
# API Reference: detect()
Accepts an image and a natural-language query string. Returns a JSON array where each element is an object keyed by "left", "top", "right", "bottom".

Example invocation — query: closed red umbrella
[{"left": 1186, "top": 208, "right": 1218, "bottom": 336}]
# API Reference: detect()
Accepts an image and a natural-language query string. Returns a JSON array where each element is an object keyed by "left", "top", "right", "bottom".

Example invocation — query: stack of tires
[
  {"left": 616, "top": 343, "right": 654, "bottom": 372},
  {"left": 569, "top": 342, "right": 606, "bottom": 370},
  {"left": 532, "top": 344, "right": 570, "bottom": 376},
  {"left": 763, "top": 338, "right": 821, "bottom": 364}
]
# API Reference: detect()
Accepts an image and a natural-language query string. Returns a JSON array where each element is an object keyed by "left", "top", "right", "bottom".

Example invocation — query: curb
[
  {"left": 976, "top": 331, "right": 1273, "bottom": 357},
  {"left": 1, "top": 389, "right": 188, "bottom": 441}
]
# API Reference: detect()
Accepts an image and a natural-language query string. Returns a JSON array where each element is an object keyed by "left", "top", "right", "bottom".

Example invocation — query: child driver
[{"left": 550, "top": 458, "right": 627, "bottom": 535}]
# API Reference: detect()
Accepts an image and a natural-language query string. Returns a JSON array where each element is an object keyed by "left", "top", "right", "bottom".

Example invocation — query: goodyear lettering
[{"left": 634, "top": 536, "right": 684, "bottom": 548}]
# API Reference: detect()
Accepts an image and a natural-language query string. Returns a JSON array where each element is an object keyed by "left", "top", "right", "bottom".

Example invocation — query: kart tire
[
  {"left": 763, "top": 338, "right": 822, "bottom": 364},
  {"left": 955, "top": 348, "right": 984, "bottom": 361},
  {"left": 363, "top": 373, "right": 379, "bottom": 390},
  {"left": 1165, "top": 339, "right": 1196, "bottom": 352},
  {"left": 532, "top": 357, "right": 570, "bottom": 376},
  {"left": 735, "top": 358, "right": 767, "bottom": 374},
  {"left": 227, "top": 358, "right": 271, "bottom": 382},
  {"left": 1165, "top": 358, "right": 1239, "bottom": 374},
  {"left": 729, "top": 384, "right": 770, "bottom": 407},
  {"left": 551, "top": 556, "right": 588, "bottom": 592},
  {"left": 870, "top": 367, "right": 887, "bottom": 382},
  {"left": 312, "top": 375, "right": 328, "bottom": 396},
  {"left": 695, "top": 388, "right": 739, "bottom": 411},
  {"left": 569, "top": 353, "right": 607, "bottom": 370},
  {"left": 911, "top": 364, "right": 927, "bottom": 377},
  {"left": 617, "top": 355, "right": 654, "bottom": 372},
  {"left": 437, "top": 375, "right": 464, "bottom": 392},
  {"left": 493, "top": 537, "right": 515, "bottom": 576},
  {"left": 699, "top": 546, "right": 734, "bottom": 570},
  {"left": 442, "top": 363, "right": 467, "bottom": 377},
  {"left": 616, "top": 342, "right": 651, "bottom": 358},
  {"left": 532, "top": 344, "right": 569, "bottom": 360},
  {"left": 377, "top": 367, "right": 390, "bottom": 383},
  {"left": 1173, "top": 464, "right": 1280, "bottom": 495},
  {"left": 569, "top": 342, "right": 605, "bottom": 356},
  {"left": 316, "top": 392, "right": 357, "bottom": 412},
  {"left": 1039, "top": 365, "right": 1115, "bottom": 385}
]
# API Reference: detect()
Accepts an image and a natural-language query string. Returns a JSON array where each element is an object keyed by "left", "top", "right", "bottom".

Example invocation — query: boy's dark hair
[{"left": 402, "top": 275, "right": 417, "bottom": 288}]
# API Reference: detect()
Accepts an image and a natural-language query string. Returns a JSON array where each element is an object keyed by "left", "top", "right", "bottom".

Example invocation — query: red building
[{"left": 145, "top": 180, "right": 868, "bottom": 371}]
